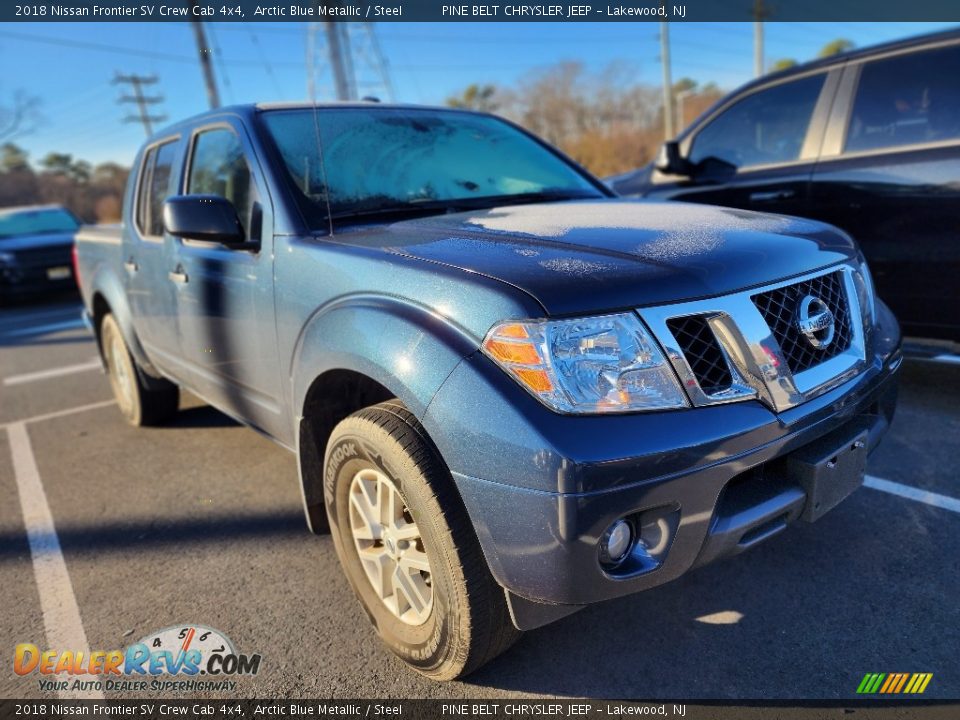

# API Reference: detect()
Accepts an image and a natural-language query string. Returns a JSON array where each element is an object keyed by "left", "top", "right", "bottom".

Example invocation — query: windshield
[
  {"left": 0, "top": 207, "right": 79, "bottom": 239},
  {"left": 260, "top": 107, "right": 604, "bottom": 229}
]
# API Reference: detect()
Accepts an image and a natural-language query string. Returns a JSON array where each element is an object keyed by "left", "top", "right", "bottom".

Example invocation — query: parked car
[
  {"left": 0, "top": 204, "right": 81, "bottom": 302},
  {"left": 75, "top": 103, "right": 900, "bottom": 679},
  {"left": 609, "top": 29, "right": 960, "bottom": 344}
]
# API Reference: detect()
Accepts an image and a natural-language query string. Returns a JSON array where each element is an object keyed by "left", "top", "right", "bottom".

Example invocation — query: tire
[
  {"left": 324, "top": 400, "right": 519, "bottom": 680},
  {"left": 100, "top": 313, "right": 179, "bottom": 427}
]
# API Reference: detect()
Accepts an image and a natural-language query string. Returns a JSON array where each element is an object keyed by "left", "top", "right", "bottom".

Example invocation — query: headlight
[
  {"left": 860, "top": 254, "right": 877, "bottom": 325},
  {"left": 482, "top": 313, "right": 688, "bottom": 414}
]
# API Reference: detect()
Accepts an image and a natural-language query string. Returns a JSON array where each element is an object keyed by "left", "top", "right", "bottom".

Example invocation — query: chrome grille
[
  {"left": 640, "top": 264, "right": 867, "bottom": 413},
  {"left": 751, "top": 271, "right": 852, "bottom": 375},
  {"left": 666, "top": 316, "right": 732, "bottom": 394}
]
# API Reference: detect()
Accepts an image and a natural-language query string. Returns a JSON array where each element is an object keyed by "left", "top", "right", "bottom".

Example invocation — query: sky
[{"left": 0, "top": 20, "right": 955, "bottom": 166}]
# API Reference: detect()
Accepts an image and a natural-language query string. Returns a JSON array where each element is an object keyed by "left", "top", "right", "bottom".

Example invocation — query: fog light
[{"left": 600, "top": 519, "right": 633, "bottom": 565}]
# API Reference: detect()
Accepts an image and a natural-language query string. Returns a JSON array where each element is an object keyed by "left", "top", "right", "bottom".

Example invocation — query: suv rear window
[
  {"left": 846, "top": 43, "right": 960, "bottom": 153},
  {"left": 136, "top": 140, "right": 178, "bottom": 238}
]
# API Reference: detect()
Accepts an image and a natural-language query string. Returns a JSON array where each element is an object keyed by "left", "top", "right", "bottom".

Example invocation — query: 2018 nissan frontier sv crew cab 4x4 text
[{"left": 74, "top": 103, "right": 901, "bottom": 680}]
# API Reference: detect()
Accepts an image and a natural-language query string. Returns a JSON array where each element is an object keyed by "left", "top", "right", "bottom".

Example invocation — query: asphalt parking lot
[{"left": 1, "top": 299, "right": 958, "bottom": 701}]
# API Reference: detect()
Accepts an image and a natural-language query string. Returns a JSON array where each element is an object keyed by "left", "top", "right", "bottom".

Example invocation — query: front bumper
[{"left": 422, "top": 301, "right": 901, "bottom": 620}]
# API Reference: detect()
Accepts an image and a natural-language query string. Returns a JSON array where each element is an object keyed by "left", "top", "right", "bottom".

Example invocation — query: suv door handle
[
  {"left": 168, "top": 269, "right": 189, "bottom": 284},
  {"left": 749, "top": 189, "right": 796, "bottom": 202},
  {"left": 123, "top": 258, "right": 138, "bottom": 274}
]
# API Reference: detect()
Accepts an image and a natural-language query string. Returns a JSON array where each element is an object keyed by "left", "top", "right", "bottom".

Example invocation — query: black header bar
[{"left": 4, "top": 0, "right": 960, "bottom": 22}]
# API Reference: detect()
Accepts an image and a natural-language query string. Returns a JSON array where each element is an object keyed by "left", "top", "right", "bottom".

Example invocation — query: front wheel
[
  {"left": 100, "top": 313, "right": 179, "bottom": 426},
  {"left": 324, "top": 400, "right": 519, "bottom": 680}
]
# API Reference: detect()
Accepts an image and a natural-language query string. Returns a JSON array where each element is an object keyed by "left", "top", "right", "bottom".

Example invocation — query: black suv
[{"left": 609, "top": 29, "right": 960, "bottom": 343}]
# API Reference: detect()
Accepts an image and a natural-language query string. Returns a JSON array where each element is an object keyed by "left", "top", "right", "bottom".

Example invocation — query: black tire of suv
[
  {"left": 324, "top": 400, "right": 520, "bottom": 680},
  {"left": 100, "top": 313, "right": 179, "bottom": 427}
]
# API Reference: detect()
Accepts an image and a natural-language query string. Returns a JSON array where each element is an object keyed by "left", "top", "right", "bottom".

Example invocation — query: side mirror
[
  {"left": 654, "top": 141, "right": 691, "bottom": 177},
  {"left": 163, "top": 195, "right": 245, "bottom": 246}
]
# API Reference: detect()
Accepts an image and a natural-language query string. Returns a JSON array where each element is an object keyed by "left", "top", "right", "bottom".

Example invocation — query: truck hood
[{"left": 378, "top": 200, "right": 857, "bottom": 316}]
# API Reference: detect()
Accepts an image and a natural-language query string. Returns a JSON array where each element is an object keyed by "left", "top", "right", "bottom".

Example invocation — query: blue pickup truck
[{"left": 75, "top": 103, "right": 902, "bottom": 680}]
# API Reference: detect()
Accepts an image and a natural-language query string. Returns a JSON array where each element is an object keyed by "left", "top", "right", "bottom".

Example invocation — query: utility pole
[
  {"left": 676, "top": 89, "right": 695, "bottom": 132},
  {"left": 660, "top": 19, "right": 674, "bottom": 140},
  {"left": 325, "top": 21, "right": 356, "bottom": 101},
  {"left": 113, "top": 73, "right": 166, "bottom": 136},
  {"left": 306, "top": 20, "right": 392, "bottom": 102},
  {"left": 753, "top": 0, "right": 769, "bottom": 77},
  {"left": 306, "top": 23, "right": 318, "bottom": 100},
  {"left": 189, "top": 1, "right": 220, "bottom": 109}
]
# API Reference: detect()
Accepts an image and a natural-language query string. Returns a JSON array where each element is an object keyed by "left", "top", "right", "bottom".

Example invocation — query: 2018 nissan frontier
[{"left": 74, "top": 103, "right": 901, "bottom": 680}]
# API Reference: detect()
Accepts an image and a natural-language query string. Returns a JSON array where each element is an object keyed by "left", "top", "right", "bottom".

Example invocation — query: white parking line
[
  {"left": 865, "top": 474, "right": 960, "bottom": 514},
  {"left": 0, "top": 305, "right": 83, "bottom": 329},
  {"left": 3, "top": 358, "right": 102, "bottom": 386},
  {"left": 7, "top": 422, "right": 104, "bottom": 700},
  {"left": 0, "top": 399, "right": 116, "bottom": 431},
  {"left": 0, "top": 318, "right": 86, "bottom": 338}
]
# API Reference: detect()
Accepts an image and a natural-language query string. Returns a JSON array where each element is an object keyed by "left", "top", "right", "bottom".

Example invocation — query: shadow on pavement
[
  {"left": 163, "top": 404, "right": 241, "bottom": 429},
  {"left": 0, "top": 509, "right": 309, "bottom": 561}
]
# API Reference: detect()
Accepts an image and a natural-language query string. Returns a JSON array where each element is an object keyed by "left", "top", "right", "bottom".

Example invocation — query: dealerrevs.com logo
[{"left": 14, "top": 624, "right": 261, "bottom": 693}]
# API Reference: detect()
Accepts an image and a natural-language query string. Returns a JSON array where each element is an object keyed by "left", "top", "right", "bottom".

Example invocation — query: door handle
[
  {"left": 749, "top": 189, "right": 796, "bottom": 202},
  {"left": 168, "top": 269, "right": 189, "bottom": 284},
  {"left": 123, "top": 258, "right": 138, "bottom": 274}
]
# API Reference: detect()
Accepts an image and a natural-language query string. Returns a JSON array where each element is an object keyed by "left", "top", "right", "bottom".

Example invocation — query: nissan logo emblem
[{"left": 796, "top": 295, "right": 835, "bottom": 349}]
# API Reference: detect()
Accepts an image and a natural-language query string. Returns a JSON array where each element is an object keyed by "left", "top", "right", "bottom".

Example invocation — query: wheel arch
[
  {"left": 296, "top": 368, "right": 397, "bottom": 533},
  {"left": 87, "top": 268, "right": 158, "bottom": 376},
  {"left": 290, "top": 295, "right": 480, "bottom": 533}
]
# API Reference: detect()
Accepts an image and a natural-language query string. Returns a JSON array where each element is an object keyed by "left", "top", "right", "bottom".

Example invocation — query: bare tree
[
  {"left": 446, "top": 84, "right": 500, "bottom": 112},
  {"left": 0, "top": 90, "right": 42, "bottom": 141}
]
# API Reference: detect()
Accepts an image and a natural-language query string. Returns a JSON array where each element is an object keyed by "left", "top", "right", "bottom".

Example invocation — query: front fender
[
  {"left": 289, "top": 295, "right": 485, "bottom": 533},
  {"left": 290, "top": 294, "right": 481, "bottom": 422}
]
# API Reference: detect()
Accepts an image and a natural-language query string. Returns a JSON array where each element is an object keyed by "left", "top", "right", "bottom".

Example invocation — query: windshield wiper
[
  {"left": 472, "top": 190, "right": 602, "bottom": 207},
  {"left": 329, "top": 201, "right": 465, "bottom": 222},
  {"left": 329, "top": 190, "right": 602, "bottom": 223}
]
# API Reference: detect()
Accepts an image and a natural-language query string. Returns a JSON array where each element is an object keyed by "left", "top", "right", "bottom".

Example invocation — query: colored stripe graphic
[{"left": 858, "top": 673, "right": 932, "bottom": 694}]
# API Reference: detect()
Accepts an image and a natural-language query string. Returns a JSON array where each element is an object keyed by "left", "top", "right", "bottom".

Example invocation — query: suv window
[
  {"left": 846, "top": 44, "right": 960, "bottom": 153},
  {"left": 187, "top": 127, "right": 254, "bottom": 238},
  {"left": 136, "top": 140, "right": 177, "bottom": 238},
  {"left": 689, "top": 74, "right": 826, "bottom": 170}
]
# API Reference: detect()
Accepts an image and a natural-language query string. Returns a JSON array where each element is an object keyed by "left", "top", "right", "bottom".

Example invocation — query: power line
[
  {"left": 113, "top": 73, "right": 166, "bottom": 136},
  {"left": 247, "top": 28, "right": 283, "bottom": 98},
  {"left": 0, "top": 30, "right": 197, "bottom": 64},
  {"left": 0, "top": 29, "right": 301, "bottom": 69}
]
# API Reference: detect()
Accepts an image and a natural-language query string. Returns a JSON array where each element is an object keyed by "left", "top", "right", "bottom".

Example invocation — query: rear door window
[
  {"left": 845, "top": 43, "right": 960, "bottom": 153},
  {"left": 689, "top": 73, "right": 826, "bottom": 170}
]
